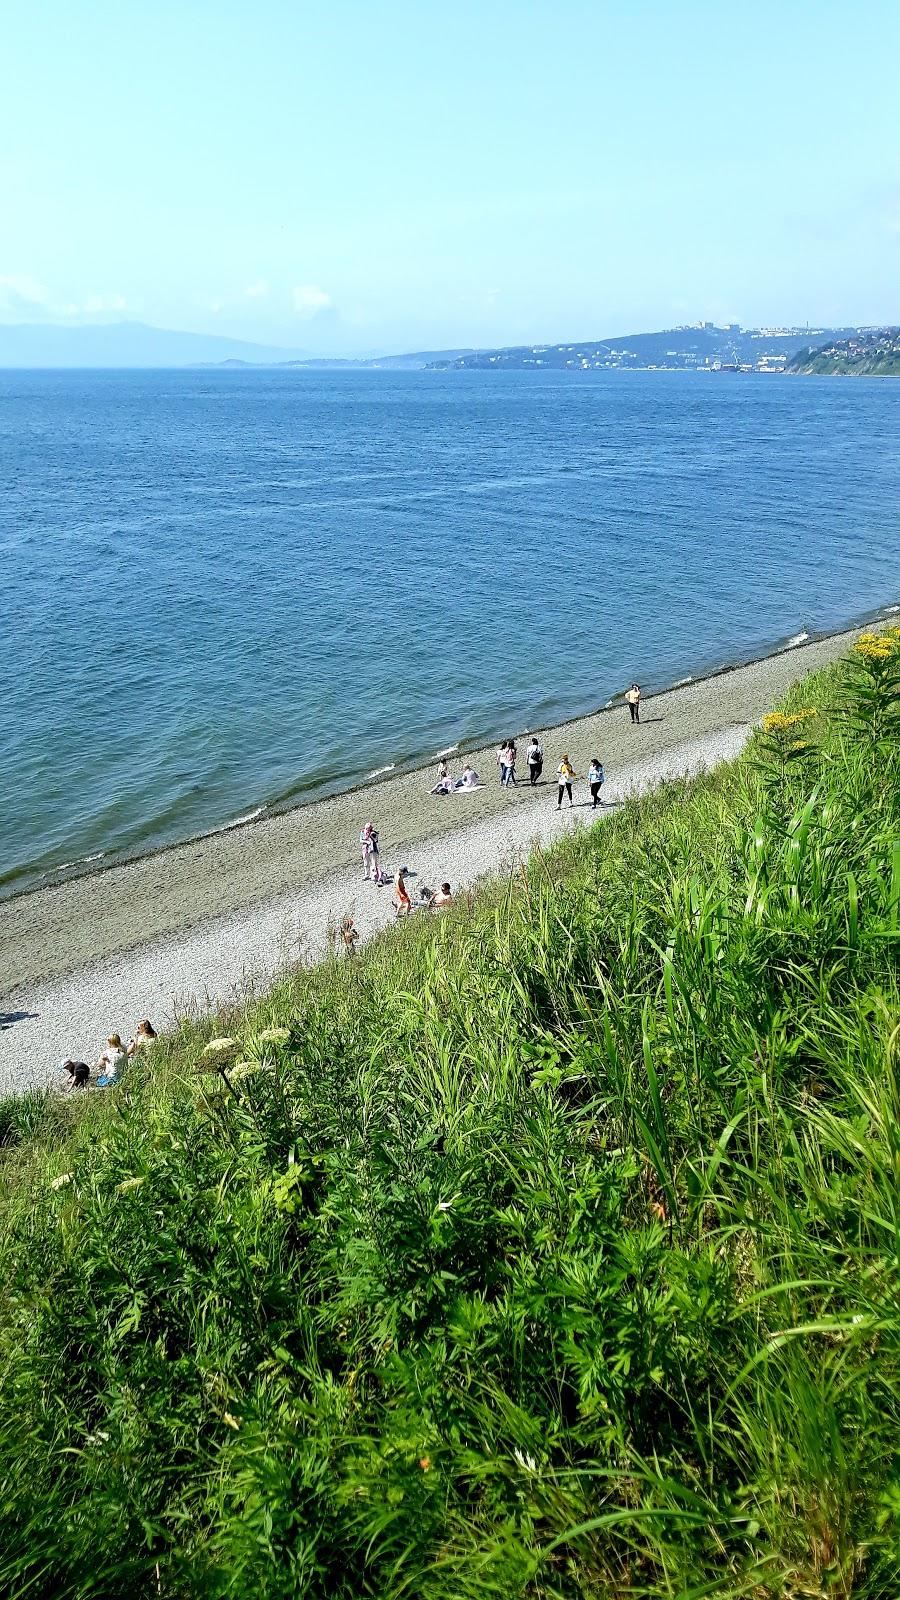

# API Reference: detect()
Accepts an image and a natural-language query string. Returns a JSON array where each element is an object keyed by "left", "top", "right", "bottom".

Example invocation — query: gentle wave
[
  {"left": 672, "top": 676, "right": 694, "bottom": 687},
  {"left": 41, "top": 851, "right": 106, "bottom": 879},
  {"left": 436, "top": 744, "right": 459, "bottom": 757},
  {"left": 204, "top": 806, "right": 266, "bottom": 837},
  {"left": 367, "top": 764, "right": 397, "bottom": 778},
  {"left": 782, "top": 631, "right": 810, "bottom": 649}
]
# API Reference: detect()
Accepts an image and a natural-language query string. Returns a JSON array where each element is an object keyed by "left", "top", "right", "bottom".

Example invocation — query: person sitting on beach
[
  {"left": 454, "top": 765, "right": 482, "bottom": 790},
  {"left": 96, "top": 1033, "right": 127, "bottom": 1087},
  {"left": 430, "top": 760, "right": 452, "bottom": 795},
  {"left": 526, "top": 736, "right": 543, "bottom": 785},
  {"left": 340, "top": 915, "right": 360, "bottom": 956},
  {"left": 556, "top": 756, "right": 576, "bottom": 809},
  {"left": 393, "top": 866, "right": 412, "bottom": 918},
  {"left": 625, "top": 684, "right": 642, "bottom": 724},
  {"left": 429, "top": 882, "right": 453, "bottom": 909},
  {"left": 60, "top": 1058, "right": 90, "bottom": 1091},
  {"left": 587, "top": 757, "right": 605, "bottom": 808},
  {"left": 127, "top": 1019, "right": 157, "bottom": 1057}
]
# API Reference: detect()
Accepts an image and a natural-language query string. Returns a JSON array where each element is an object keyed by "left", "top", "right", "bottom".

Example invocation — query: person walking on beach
[
  {"left": 526, "top": 736, "right": 543, "bottom": 785},
  {"left": 506, "top": 740, "right": 518, "bottom": 786},
  {"left": 497, "top": 741, "right": 515, "bottom": 787},
  {"left": 588, "top": 757, "right": 605, "bottom": 808},
  {"left": 626, "top": 684, "right": 642, "bottom": 724},
  {"left": 556, "top": 755, "right": 576, "bottom": 809},
  {"left": 393, "top": 865, "right": 412, "bottom": 918}
]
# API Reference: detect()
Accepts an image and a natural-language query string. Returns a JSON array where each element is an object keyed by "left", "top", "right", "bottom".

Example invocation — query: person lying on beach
[
  {"left": 127, "top": 1019, "right": 157, "bottom": 1056},
  {"left": 96, "top": 1033, "right": 127, "bottom": 1087},
  {"left": 453, "top": 765, "right": 482, "bottom": 790},
  {"left": 340, "top": 915, "right": 359, "bottom": 956},
  {"left": 588, "top": 758, "right": 605, "bottom": 808},
  {"left": 393, "top": 866, "right": 412, "bottom": 918},
  {"left": 60, "top": 1058, "right": 90, "bottom": 1091},
  {"left": 429, "top": 882, "right": 453, "bottom": 909}
]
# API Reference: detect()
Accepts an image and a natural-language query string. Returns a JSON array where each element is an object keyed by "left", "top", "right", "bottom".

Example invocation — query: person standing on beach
[
  {"left": 526, "top": 736, "right": 543, "bottom": 785},
  {"left": 393, "top": 865, "right": 412, "bottom": 918},
  {"left": 506, "top": 740, "right": 518, "bottom": 786},
  {"left": 588, "top": 757, "right": 605, "bottom": 807},
  {"left": 497, "top": 742, "right": 516, "bottom": 786},
  {"left": 340, "top": 916, "right": 360, "bottom": 956},
  {"left": 360, "top": 822, "right": 381, "bottom": 882},
  {"left": 626, "top": 684, "right": 642, "bottom": 724},
  {"left": 556, "top": 755, "right": 575, "bottom": 809}
]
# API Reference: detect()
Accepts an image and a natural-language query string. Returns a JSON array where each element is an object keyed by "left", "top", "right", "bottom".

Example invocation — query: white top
[
  {"left": 527, "top": 743, "right": 542, "bottom": 762},
  {"left": 100, "top": 1045, "right": 126, "bottom": 1076}
]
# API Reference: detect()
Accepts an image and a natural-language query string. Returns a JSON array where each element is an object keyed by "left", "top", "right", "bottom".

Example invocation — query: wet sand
[{"left": 0, "top": 626, "right": 863, "bottom": 1092}]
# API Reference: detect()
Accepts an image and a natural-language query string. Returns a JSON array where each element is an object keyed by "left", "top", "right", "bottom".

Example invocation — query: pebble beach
[{"left": 0, "top": 627, "right": 866, "bottom": 1094}]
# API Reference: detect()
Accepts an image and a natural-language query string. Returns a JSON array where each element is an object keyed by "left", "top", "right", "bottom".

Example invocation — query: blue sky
[{"left": 1, "top": 0, "right": 898, "bottom": 354}]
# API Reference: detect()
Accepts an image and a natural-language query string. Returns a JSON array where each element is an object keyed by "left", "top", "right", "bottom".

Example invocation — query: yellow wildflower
[{"left": 855, "top": 638, "right": 895, "bottom": 662}]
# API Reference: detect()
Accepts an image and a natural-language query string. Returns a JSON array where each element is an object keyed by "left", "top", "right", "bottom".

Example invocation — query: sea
[{"left": 2, "top": 367, "right": 899, "bottom": 898}]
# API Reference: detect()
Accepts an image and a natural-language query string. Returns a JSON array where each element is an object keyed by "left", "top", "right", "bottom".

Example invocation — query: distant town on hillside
[
  {"left": 788, "top": 328, "right": 900, "bottom": 376},
  {"left": 427, "top": 323, "right": 872, "bottom": 373}
]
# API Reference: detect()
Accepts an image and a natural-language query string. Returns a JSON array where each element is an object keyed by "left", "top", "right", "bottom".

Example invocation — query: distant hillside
[
  {"left": 788, "top": 328, "right": 900, "bottom": 376},
  {"left": 0, "top": 321, "right": 307, "bottom": 368},
  {"left": 278, "top": 349, "right": 479, "bottom": 370},
  {"left": 429, "top": 324, "right": 857, "bottom": 373}
]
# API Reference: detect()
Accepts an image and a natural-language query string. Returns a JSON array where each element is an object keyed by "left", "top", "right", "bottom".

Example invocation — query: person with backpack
[
  {"left": 526, "top": 736, "right": 543, "bottom": 785},
  {"left": 588, "top": 757, "right": 605, "bottom": 807},
  {"left": 556, "top": 755, "right": 576, "bottom": 809}
]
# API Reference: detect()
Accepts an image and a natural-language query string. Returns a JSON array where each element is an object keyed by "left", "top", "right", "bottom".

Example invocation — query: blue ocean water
[{"left": 2, "top": 367, "right": 899, "bottom": 896}]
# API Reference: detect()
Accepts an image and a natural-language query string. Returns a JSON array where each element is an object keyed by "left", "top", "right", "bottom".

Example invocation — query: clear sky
[{"left": 1, "top": 0, "right": 898, "bottom": 355}]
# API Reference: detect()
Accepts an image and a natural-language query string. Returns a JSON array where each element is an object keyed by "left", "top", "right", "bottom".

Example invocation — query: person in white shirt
[
  {"left": 526, "top": 737, "right": 543, "bottom": 785},
  {"left": 96, "top": 1033, "right": 127, "bottom": 1087}
]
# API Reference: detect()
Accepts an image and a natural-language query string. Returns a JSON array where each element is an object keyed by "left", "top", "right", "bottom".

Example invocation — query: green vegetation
[
  {"left": 2, "top": 633, "right": 900, "bottom": 1598},
  {"left": 789, "top": 330, "right": 900, "bottom": 376}
]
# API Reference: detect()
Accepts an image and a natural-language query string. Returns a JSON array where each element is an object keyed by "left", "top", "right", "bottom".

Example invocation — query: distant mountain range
[
  {"left": 788, "top": 329, "right": 900, "bottom": 376},
  {"left": 2, "top": 317, "right": 895, "bottom": 374},
  {"left": 427, "top": 324, "right": 864, "bottom": 373},
  {"left": 0, "top": 320, "right": 478, "bottom": 370}
]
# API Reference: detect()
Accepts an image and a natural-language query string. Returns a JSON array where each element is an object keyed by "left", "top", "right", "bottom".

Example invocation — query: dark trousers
[
  {"left": 528, "top": 763, "right": 542, "bottom": 785},
  {"left": 557, "top": 782, "right": 573, "bottom": 808},
  {"left": 629, "top": 703, "right": 640, "bottom": 723},
  {"left": 590, "top": 782, "right": 602, "bottom": 807}
]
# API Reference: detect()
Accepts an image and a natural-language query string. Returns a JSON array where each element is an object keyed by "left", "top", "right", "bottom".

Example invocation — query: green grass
[{"left": 1, "top": 642, "right": 900, "bottom": 1598}]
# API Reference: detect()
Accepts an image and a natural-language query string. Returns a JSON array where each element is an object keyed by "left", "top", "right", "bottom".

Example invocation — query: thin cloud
[
  {"left": 244, "top": 279, "right": 270, "bottom": 299},
  {"left": 292, "top": 284, "right": 333, "bottom": 317}
]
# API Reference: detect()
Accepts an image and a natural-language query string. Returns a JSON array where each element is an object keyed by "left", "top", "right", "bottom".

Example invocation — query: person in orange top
[
  {"left": 625, "top": 684, "right": 642, "bottom": 723},
  {"left": 393, "top": 866, "right": 412, "bottom": 917}
]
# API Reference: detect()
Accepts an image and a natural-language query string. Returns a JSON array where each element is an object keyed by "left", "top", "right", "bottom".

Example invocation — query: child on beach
[
  {"left": 626, "top": 684, "right": 642, "bottom": 724},
  {"left": 588, "top": 758, "right": 605, "bottom": 807},
  {"left": 556, "top": 756, "right": 576, "bottom": 809},
  {"left": 393, "top": 866, "right": 412, "bottom": 918},
  {"left": 60, "top": 1059, "right": 90, "bottom": 1091},
  {"left": 96, "top": 1034, "right": 127, "bottom": 1087},
  {"left": 340, "top": 916, "right": 360, "bottom": 956}
]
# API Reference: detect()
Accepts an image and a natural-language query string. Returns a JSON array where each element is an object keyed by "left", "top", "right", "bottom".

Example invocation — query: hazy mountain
[{"left": 0, "top": 320, "right": 307, "bottom": 368}]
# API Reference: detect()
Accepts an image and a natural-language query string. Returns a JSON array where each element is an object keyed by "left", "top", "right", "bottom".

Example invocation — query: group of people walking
[{"left": 496, "top": 738, "right": 606, "bottom": 809}]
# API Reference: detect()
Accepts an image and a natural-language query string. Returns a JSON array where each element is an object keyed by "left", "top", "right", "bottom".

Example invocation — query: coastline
[{"left": 0, "top": 622, "right": 872, "bottom": 1093}]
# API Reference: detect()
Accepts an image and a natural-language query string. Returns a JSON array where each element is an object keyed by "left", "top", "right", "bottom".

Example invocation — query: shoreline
[
  {"left": 0, "top": 622, "right": 873, "bottom": 1071},
  {"left": 3, "top": 605, "right": 896, "bottom": 909}
]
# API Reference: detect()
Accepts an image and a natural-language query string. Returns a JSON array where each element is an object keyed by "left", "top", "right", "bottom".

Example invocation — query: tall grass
[{"left": 1, "top": 639, "right": 899, "bottom": 1598}]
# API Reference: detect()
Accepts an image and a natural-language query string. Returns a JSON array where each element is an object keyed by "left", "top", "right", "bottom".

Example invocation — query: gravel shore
[{"left": 0, "top": 626, "right": 862, "bottom": 1094}]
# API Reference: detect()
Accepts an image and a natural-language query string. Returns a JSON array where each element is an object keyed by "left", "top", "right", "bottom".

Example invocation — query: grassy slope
[{"left": 1, "top": 647, "right": 899, "bottom": 1599}]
